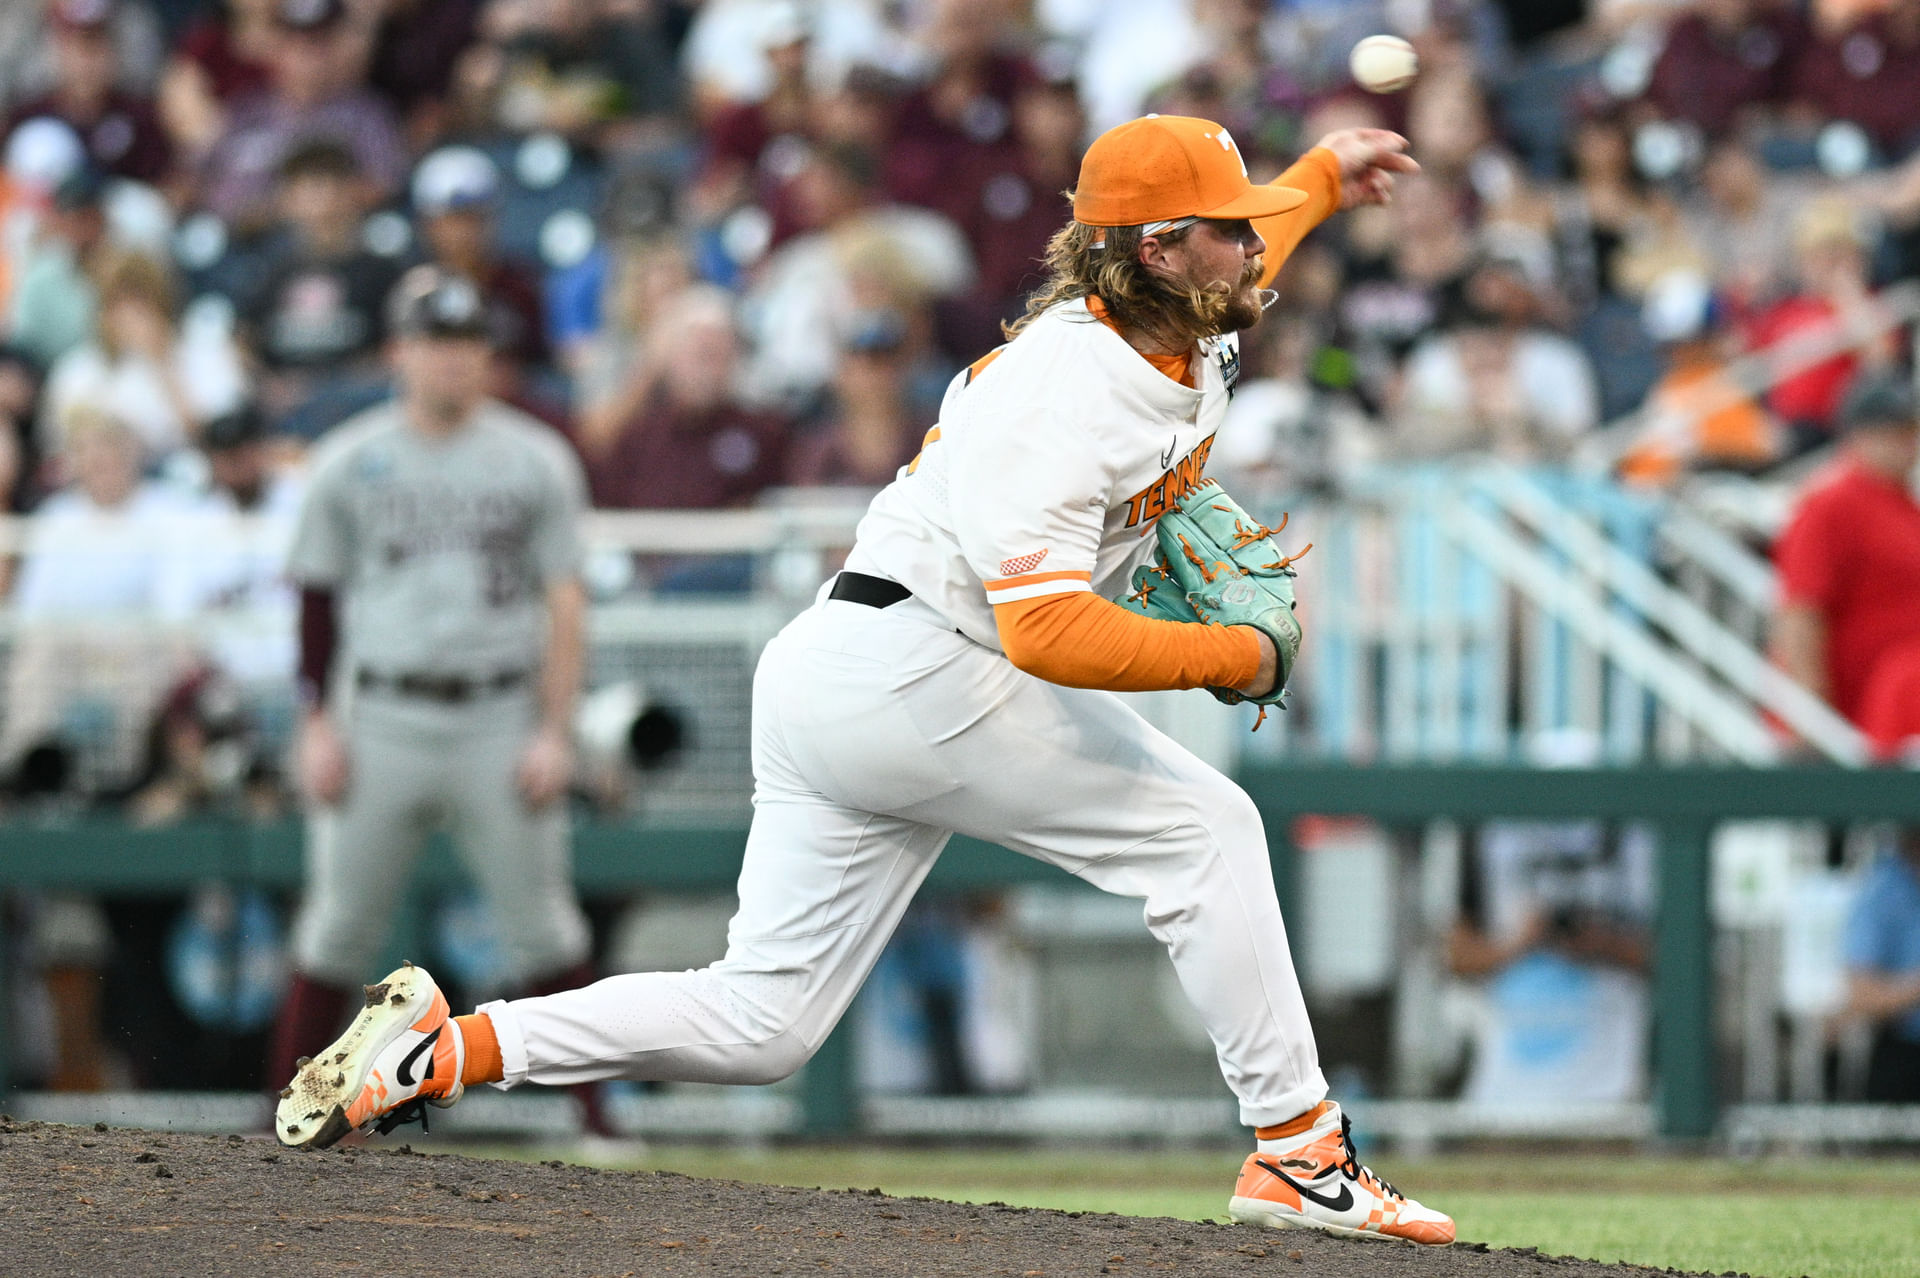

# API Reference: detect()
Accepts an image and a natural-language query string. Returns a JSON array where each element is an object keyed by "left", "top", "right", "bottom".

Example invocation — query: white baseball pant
[{"left": 480, "top": 594, "right": 1327, "bottom": 1127}]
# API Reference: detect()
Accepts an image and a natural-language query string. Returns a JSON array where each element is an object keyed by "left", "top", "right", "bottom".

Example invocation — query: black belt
[
  {"left": 829, "top": 571, "right": 912, "bottom": 609},
  {"left": 356, "top": 668, "right": 530, "bottom": 703}
]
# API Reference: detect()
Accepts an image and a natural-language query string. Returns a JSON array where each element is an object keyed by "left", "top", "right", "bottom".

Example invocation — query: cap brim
[
  {"left": 422, "top": 197, "right": 494, "bottom": 214},
  {"left": 1200, "top": 182, "right": 1309, "bottom": 221}
]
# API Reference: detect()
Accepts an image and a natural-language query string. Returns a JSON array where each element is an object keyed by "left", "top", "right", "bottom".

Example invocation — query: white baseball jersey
[{"left": 843, "top": 297, "right": 1242, "bottom": 647}]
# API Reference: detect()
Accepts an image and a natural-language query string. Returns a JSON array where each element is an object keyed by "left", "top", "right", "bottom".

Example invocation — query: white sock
[{"left": 1254, "top": 1101, "right": 1338, "bottom": 1154}]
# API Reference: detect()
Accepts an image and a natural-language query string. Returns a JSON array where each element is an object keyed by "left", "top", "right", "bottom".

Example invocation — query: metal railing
[
  {"left": 1236, "top": 466, "right": 1840, "bottom": 765},
  {"left": 0, "top": 465, "right": 1865, "bottom": 774},
  {"left": 1468, "top": 464, "right": 1867, "bottom": 763}
]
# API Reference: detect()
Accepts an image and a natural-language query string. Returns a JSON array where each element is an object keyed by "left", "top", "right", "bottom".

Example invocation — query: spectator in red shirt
[
  {"left": 1774, "top": 373, "right": 1920, "bottom": 759},
  {"left": 6, "top": 0, "right": 173, "bottom": 187},
  {"left": 1745, "top": 198, "right": 1899, "bottom": 454}
]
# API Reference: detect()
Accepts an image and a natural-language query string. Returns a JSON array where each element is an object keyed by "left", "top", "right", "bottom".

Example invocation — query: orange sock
[
  {"left": 1255, "top": 1099, "right": 1335, "bottom": 1143},
  {"left": 455, "top": 1013, "right": 503, "bottom": 1086}
]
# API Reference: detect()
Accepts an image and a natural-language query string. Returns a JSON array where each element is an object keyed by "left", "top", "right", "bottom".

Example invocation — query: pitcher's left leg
[
  {"left": 896, "top": 677, "right": 1324, "bottom": 1126},
  {"left": 889, "top": 674, "right": 1452, "bottom": 1245}
]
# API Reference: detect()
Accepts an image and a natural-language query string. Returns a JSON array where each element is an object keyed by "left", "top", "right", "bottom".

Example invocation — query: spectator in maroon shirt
[
  {"left": 196, "top": 0, "right": 407, "bottom": 229},
  {"left": 883, "top": 0, "right": 1029, "bottom": 231},
  {"left": 364, "top": 0, "right": 482, "bottom": 138},
  {"left": 583, "top": 284, "right": 791, "bottom": 512},
  {"left": 1789, "top": 0, "right": 1920, "bottom": 158},
  {"left": 408, "top": 146, "right": 549, "bottom": 374},
  {"left": 788, "top": 308, "right": 934, "bottom": 489},
  {"left": 1773, "top": 373, "right": 1920, "bottom": 758},
  {"left": 1644, "top": 0, "right": 1800, "bottom": 138},
  {"left": 692, "top": 7, "right": 817, "bottom": 246},
  {"left": 159, "top": 0, "right": 277, "bottom": 162},
  {"left": 585, "top": 284, "right": 793, "bottom": 593},
  {"left": 6, "top": 0, "right": 172, "bottom": 187},
  {"left": 941, "top": 61, "right": 1084, "bottom": 354}
]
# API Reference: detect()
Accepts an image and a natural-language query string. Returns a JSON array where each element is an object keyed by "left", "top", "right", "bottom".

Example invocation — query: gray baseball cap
[
  {"left": 275, "top": 0, "right": 345, "bottom": 31},
  {"left": 386, "top": 265, "right": 492, "bottom": 341},
  {"left": 1838, "top": 373, "right": 1919, "bottom": 431},
  {"left": 412, "top": 146, "right": 501, "bottom": 215}
]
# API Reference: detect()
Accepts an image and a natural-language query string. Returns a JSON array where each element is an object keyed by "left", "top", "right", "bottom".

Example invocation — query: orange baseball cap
[{"left": 1072, "top": 115, "right": 1308, "bottom": 230}]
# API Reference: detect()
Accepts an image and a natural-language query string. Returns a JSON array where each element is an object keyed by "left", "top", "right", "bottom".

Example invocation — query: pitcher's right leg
[
  {"left": 457, "top": 610, "right": 957, "bottom": 1094},
  {"left": 481, "top": 797, "right": 951, "bottom": 1089}
]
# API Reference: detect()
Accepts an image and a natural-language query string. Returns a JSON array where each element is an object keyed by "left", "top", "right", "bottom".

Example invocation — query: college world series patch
[{"left": 1213, "top": 338, "right": 1242, "bottom": 397}]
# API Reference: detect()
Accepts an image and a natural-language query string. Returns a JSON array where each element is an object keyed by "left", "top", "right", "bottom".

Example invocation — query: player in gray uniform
[{"left": 264, "top": 266, "right": 596, "bottom": 1092}]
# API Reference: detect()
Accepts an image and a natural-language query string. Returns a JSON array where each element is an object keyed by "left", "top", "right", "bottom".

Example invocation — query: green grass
[{"left": 476, "top": 1143, "right": 1920, "bottom": 1278}]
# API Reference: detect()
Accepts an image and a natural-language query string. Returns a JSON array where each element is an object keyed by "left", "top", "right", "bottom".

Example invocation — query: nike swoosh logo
[
  {"left": 1255, "top": 1158, "right": 1355, "bottom": 1213},
  {"left": 1160, "top": 439, "right": 1177, "bottom": 469},
  {"left": 395, "top": 1027, "right": 440, "bottom": 1088}
]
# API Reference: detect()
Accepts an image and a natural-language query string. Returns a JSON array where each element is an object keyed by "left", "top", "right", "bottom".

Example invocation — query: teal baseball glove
[{"left": 1116, "top": 478, "right": 1307, "bottom": 721}]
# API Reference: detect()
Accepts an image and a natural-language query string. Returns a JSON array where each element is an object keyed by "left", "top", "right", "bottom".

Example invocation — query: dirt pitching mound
[{"left": 1, "top": 1118, "right": 1730, "bottom": 1277}]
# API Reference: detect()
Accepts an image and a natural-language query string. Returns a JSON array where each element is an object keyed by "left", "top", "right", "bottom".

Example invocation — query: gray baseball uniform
[{"left": 284, "top": 398, "right": 592, "bottom": 988}]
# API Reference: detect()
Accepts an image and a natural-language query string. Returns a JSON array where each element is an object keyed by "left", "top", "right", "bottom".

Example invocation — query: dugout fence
[{"left": 3, "top": 764, "right": 1917, "bottom": 1144}]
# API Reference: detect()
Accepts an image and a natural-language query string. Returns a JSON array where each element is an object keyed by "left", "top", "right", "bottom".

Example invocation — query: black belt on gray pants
[
  {"left": 356, "top": 668, "right": 530, "bottom": 703},
  {"left": 828, "top": 571, "right": 912, "bottom": 609}
]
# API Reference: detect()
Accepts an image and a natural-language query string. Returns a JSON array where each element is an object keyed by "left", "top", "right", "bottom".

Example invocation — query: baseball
[{"left": 1350, "top": 34, "right": 1418, "bottom": 93}]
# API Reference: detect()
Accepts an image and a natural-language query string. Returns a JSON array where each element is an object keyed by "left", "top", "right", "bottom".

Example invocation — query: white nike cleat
[
  {"left": 1228, "top": 1102, "right": 1454, "bottom": 1245},
  {"left": 274, "top": 962, "right": 466, "bottom": 1151}
]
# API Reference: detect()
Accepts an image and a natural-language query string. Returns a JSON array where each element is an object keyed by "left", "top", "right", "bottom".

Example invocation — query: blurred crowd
[
  {"left": 8, "top": 0, "right": 1917, "bottom": 796},
  {"left": 5, "top": 0, "right": 1920, "bottom": 1100},
  {"left": 6, "top": 0, "right": 1920, "bottom": 524}
]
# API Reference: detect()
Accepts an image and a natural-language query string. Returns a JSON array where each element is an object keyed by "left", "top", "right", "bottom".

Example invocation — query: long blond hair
[{"left": 1004, "top": 217, "right": 1240, "bottom": 349}]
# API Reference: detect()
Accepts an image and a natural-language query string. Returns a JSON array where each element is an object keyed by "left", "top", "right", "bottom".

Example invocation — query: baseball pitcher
[
  {"left": 276, "top": 119, "right": 1450, "bottom": 1245},
  {"left": 265, "top": 266, "right": 595, "bottom": 1091}
]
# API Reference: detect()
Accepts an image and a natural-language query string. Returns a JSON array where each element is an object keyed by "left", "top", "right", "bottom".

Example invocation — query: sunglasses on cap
[{"left": 1094, "top": 217, "right": 1260, "bottom": 251}]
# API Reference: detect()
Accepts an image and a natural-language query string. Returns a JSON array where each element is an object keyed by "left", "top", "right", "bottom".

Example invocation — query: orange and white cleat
[
  {"left": 1229, "top": 1103, "right": 1454, "bottom": 1245},
  {"left": 274, "top": 962, "right": 466, "bottom": 1150}
]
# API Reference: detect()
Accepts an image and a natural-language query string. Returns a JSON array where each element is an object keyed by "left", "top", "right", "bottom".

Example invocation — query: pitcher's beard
[{"left": 1221, "top": 283, "right": 1266, "bottom": 332}]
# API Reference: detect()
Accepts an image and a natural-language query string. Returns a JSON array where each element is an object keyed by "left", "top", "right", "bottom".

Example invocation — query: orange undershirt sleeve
[
  {"left": 994, "top": 590, "right": 1262, "bottom": 692},
  {"left": 1254, "top": 147, "right": 1343, "bottom": 290}
]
